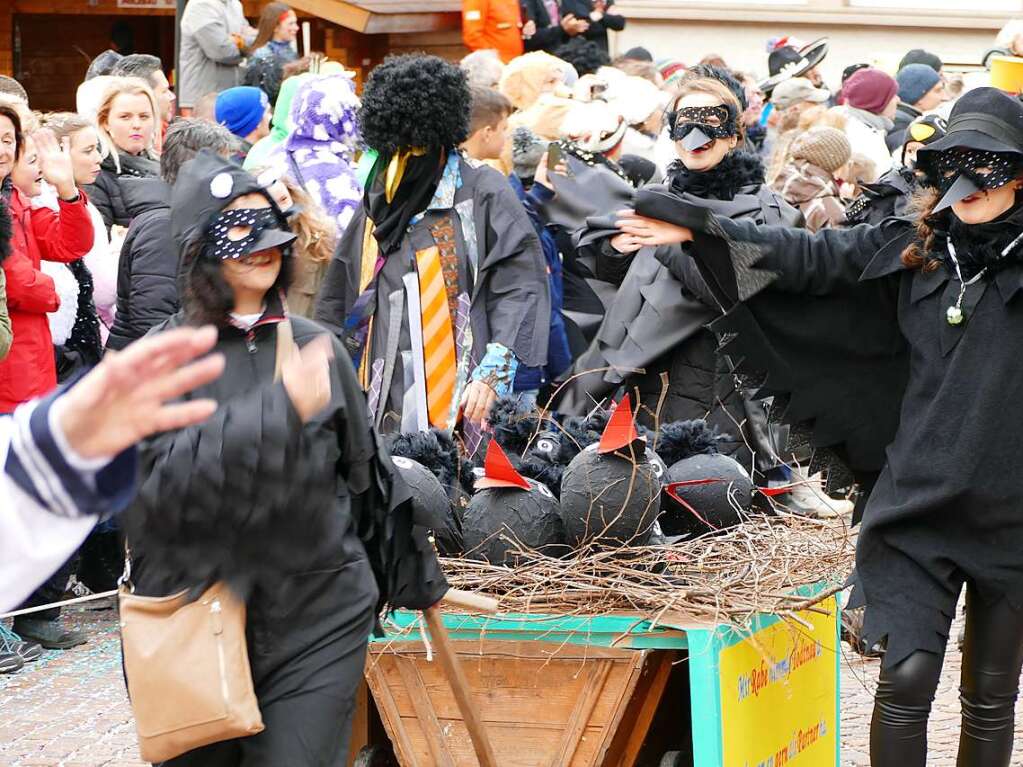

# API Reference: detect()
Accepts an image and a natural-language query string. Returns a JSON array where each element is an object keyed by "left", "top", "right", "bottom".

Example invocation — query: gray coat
[
  {"left": 178, "top": 0, "right": 247, "bottom": 108},
  {"left": 315, "top": 156, "right": 550, "bottom": 434}
]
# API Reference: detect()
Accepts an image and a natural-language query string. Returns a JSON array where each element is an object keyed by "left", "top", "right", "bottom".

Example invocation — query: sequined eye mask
[
  {"left": 668, "top": 105, "right": 737, "bottom": 142},
  {"left": 204, "top": 208, "right": 284, "bottom": 260},
  {"left": 934, "top": 149, "right": 1022, "bottom": 194}
]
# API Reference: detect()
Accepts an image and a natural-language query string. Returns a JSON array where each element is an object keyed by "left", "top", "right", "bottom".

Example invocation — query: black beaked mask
[
  {"left": 668, "top": 105, "right": 738, "bottom": 147},
  {"left": 934, "top": 149, "right": 1022, "bottom": 195},
  {"left": 203, "top": 207, "right": 290, "bottom": 261}
]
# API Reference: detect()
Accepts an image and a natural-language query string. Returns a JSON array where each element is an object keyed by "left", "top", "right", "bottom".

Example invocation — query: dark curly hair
[
  {"left": 554, "top": 38, "right": 610, "bottom": 78},
  {"left": 359, "top": 54, "right": 471, "bottom": 155},
  {"left": 681, "top": 64, "right": 747, "bottom": 111}
]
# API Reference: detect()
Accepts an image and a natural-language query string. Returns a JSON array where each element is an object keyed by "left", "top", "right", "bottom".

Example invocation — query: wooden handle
[
  {"left": 424, "top": 606, "right": 499, "bottom": 767},
  {"left": 441, "top": 588, "right": 499, "bottom": 615}
]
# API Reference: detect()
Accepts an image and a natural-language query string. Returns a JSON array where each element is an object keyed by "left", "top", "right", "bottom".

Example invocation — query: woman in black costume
[
  {"left": 124, "top": 152, "right": 446, "bottom": 766},
  {"left": 616, "top": 86, "right": 1023, "bottom": 766},
  {"left": 558, "top": 73, "right": 801, "bottom": 479}
]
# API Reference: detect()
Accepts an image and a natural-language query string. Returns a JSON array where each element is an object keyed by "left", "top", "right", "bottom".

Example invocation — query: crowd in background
[{"left": 0, "top": 0, "right": 1019, "bottom": 679}]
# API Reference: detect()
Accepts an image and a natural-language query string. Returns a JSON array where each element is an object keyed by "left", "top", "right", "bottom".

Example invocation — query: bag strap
[{"left": 274, "top": 318, "right": 297, "bottom": 382}]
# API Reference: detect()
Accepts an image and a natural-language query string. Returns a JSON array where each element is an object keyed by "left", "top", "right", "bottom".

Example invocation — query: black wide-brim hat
[
  {"left": 759, "top": 38, "right": 829, "bottom": 94},
  {"left": 171, "top": 150, "right": 296, "bottom": 255},
  {"left": 917, "top": 87, "right": 1023, "bottom": 164}
]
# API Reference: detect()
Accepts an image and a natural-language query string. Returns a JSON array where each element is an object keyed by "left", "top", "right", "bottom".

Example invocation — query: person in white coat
[{"left": 0, "top": 325, "right": 225, "bottom": 613}]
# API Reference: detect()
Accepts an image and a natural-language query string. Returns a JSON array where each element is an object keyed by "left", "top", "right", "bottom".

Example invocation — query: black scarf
[
  {"left": 933, "top": 203, "right": 1023, "bottom": 280},
  {"left": 666, "top": 150, "right": 766, "bottom": 202},
  {"left": 364, "top": 147, "right": 446, "bottom": 256}
]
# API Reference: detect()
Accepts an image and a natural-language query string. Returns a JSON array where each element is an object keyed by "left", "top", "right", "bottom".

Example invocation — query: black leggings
[{"left": 871, "top": 585, "right": 1023, "bottom": 766}]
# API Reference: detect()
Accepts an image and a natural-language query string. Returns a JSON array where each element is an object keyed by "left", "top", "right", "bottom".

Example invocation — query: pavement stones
[{"left": 2, "top": 605, "right": 1023, "bottom": 765}]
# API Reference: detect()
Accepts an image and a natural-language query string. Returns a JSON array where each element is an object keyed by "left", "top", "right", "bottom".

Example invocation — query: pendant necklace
[
  {"left": 945, "top": 240, "right": 986, "bottom": 326},
  {"left": 945, "top": 230, "right": 1023, "bottom": 325}
]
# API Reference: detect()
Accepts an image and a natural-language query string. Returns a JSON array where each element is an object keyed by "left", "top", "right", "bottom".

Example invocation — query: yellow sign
[{"left": 718, "top": 596, "right": 839, "bottom": 767}]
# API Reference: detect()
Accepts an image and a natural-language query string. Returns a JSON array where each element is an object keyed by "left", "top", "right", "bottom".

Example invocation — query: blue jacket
[{"left": 508, "top": 175, "right": 572, "bottom": 391}]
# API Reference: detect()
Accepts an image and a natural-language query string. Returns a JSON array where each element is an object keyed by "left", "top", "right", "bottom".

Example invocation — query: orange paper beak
[
  {"left": 598, "top": 394, "right": 640, "bottom": 454},
  {"left": 475, "top": 440, "right": 531, "bottom": 490}
]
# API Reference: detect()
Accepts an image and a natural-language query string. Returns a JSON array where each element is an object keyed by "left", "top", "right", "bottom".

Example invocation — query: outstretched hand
[
  {"left": 34, "top": 129, "right": 78, "bottom": 201},
  {"left": 55, "top": 326, "right": 225, "bottom": 460},
  {"left": 615, "top": 209, "right": 694, "bottom": 247}
]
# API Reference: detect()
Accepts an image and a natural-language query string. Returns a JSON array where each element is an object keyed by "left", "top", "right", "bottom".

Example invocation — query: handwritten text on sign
[{"left": 718, "top": 596, "right": 839, "bottom": 767}]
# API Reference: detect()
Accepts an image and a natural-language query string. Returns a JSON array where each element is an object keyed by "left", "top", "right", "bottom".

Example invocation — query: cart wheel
[
  {"left": 659, "top": 751, "right": 684, "bottom": 767},
  {"left": 353, "top": 746, "right": 396, "bottom": 767}
]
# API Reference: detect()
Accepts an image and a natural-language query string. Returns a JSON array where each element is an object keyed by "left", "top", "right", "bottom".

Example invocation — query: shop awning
[{"left": 288, "top": 0, "right": 461, "bottom": 34}]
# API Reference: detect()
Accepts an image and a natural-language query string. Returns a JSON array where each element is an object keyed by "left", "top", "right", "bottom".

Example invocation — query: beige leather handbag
[
  {"left": 119, "top": 580, "right": 264, "bottom": 762},
  {"left": 119, "top": 319, "right": 300, "bottom": 762}
]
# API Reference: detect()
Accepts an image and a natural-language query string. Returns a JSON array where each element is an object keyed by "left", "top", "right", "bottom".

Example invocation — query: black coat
[
  {"left": 126, "top": 305, "right": 447, "bottom": 612},
  {"left": 520, "top": 0, "right": 569, "bottom": 53},
  {"left": 105, "top": 178, "right": 177, "bottom": 352},
  {"left": 84, "top": 152, "right": 161, "bottom": 232},
  {"left": 558, "top": 152, "right": 802, "bottom": 475},
  {"left": 558, "top": 0, "right": 625, "bottom": 53},
  {"left": 645, "top": 194, "right": 1023, "bottom": 669},
  {"left": 844, "top": 167, "right": 917, "bottom": 227}
]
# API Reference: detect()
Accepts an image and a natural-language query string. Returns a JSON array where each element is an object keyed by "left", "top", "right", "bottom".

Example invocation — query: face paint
[
  {"left": 668, "top": 104, "right": 738, "bottom": 144},
  {"left": 205, "top": 208, "right": 287, "bottom": 260}
]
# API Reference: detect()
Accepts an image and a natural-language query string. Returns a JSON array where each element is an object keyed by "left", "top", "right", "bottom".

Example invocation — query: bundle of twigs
[{"left": 439, "top": 513, "right": 855, "bottom": 629}]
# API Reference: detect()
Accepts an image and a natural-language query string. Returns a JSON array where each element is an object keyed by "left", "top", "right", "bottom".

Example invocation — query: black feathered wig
[{"left": 359, "top": 54, "right": 471, "bottom": 156}]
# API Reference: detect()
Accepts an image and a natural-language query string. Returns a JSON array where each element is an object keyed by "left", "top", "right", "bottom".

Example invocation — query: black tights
[{"left": 870, "top": 586, "right": 1023, "bottom": 766}]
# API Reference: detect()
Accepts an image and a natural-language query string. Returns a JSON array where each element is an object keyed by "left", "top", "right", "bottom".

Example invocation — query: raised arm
[{"left": 617, "top": 189, "right": 907, "bottom": 305}]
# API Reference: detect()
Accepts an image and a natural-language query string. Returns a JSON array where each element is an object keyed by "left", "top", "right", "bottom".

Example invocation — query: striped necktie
[{"left": 415, "top": 245, "right": 457, "bottom": 429}]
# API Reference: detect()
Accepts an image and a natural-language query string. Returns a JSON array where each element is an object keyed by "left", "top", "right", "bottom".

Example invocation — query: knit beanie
[
  {"left": 899, "top": 49, "right": 942, "bottom": 74},
  {"left": 843, "top": 68, "right": 899, "bottom": 115},
  {"left": 790, "top": 127, "right": 852, "bottom": 173},
  {"left": 897, "top": 64, "right": 942, "bottom": 106},
  {"left": 215, "top": 86, "right": 269, "bottom": 139}
]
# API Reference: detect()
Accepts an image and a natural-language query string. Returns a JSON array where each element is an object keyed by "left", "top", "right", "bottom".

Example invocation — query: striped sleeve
[{"left": 4, "top": 387, "right": 138, "bottom": 520}]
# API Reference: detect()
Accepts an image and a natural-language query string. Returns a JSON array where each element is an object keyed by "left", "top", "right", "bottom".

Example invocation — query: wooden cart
[{"left": 353, "top": 591, "right": 842, "bottom": 767}]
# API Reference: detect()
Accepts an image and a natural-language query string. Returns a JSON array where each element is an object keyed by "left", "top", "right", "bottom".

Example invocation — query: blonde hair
[
  {"left": 40, "top": 112, "right": 95, "bottom": 141},
  {"left": 95, "top": 77, "right": 160, "bottom": 170},
  {"left": 282, "top": 177, "right": 335, "bottom": 264},
  {"left": 671, "top": 75, "right": 745, "bottom": 142}
]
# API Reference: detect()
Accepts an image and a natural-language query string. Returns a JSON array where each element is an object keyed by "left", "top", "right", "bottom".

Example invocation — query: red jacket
[{"left": 0, "top": 189, "right": 94, "bottom": 413}]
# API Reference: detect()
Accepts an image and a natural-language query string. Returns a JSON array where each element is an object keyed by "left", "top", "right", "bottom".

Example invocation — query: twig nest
[
  {"left": 559, "top": 443, "right": 661, "bottom": 548},
  {"left": 661, "top": 453, "right": 754, "bottom": 536},
  {"left": 391, "top": 457, "right": 463, "bottom": 555},
  {"left": 462, "top": 481, "right": 566, "bottom": 565}
]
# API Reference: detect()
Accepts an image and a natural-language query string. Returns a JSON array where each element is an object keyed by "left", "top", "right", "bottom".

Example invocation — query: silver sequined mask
[{"left": 668, "top": 105, "right": 738, "bottom": 142}]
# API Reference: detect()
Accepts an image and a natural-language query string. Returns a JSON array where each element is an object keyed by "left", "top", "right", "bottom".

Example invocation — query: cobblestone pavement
[{"left": 1, "top": 605, "right": 1022, "bottom": 766}]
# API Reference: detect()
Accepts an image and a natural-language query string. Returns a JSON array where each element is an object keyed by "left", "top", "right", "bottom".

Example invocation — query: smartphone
[{"left": 546, "top": 142, "right": 563, "bottom": 169}]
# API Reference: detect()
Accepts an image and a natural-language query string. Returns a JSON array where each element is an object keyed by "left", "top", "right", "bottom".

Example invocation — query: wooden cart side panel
[
  {"left": 600, "top": 650, "right": 677, "bottom": 767},
  {"left": 367, "top": 640, "right": 649, "bottom": 767},
  {"left": 365, "top": 659, "right": 420, "bottom": 766},
  {"left": 549, "top": 658, "right": 615, "bottom": 767},
  {"left": 395, "top": 658, "right": 457, "bottom": 767}
]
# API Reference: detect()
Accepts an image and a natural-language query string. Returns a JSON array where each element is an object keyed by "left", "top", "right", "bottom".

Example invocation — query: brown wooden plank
[
  {"left": 346, "top": 681, "right": 370, "bottom": 766},
  {"left": 396, "top": 657, "right": 457, "bottom": 767},
  {"left": 288, "top": 0, "right": 371, "bottom": 32},
  {"left": 378, "top": 648, "right": 634, "bottom": 727},
  {"left": 365, "top": 657, "right": 419, "bottom": 766},
  {"left": 549, "top": 659, "right": 614, "bottom": 767},
  {"left": 601, "top": 651, "right": 676, "bottom": 767}
]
